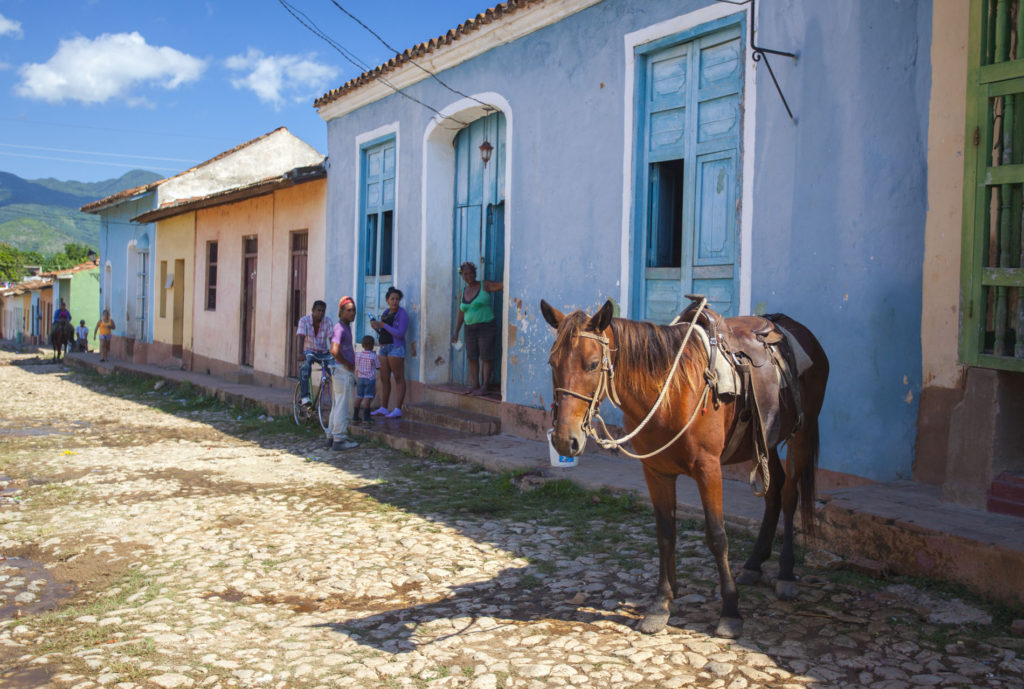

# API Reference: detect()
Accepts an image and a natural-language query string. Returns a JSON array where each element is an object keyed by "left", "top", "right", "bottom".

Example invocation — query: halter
[{"left": 552, "top": 299, "right": 713, "bottom": 461}]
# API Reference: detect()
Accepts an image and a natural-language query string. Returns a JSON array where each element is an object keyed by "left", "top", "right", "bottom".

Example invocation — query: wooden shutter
[
  {"left": 961, "top": 0, "right": 1024, "bottom": 371},
  {"left": 636, "top": 21, "right": 743, "bottom": 322}
]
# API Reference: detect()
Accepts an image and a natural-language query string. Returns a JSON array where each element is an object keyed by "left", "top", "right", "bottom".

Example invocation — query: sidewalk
[{"left": 57, "top": 348, "right": 1024, "bottom": 609}]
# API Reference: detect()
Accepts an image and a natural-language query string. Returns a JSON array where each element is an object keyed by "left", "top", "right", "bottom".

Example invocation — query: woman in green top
[{"left": 451, "top": 261, "right": 503, "bottom": 395}]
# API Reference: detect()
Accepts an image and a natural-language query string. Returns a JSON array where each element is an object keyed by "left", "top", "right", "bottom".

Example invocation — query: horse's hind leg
[
  {"left": 638, "top": 465, "right": 678, "bottom": 635},
  {"left": 776, "top": 430, "right": 812, "bottom": 600},
  {"left": 737, "top": 449, "right": 785, "bottom": 586},
  {"left": 693, "top": 459, "right": 742, "bottom": 639}
]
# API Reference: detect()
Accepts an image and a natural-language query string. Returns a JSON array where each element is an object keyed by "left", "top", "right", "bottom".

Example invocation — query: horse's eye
[{"left": 586, "top": 360, "right": 600, "bottom": 372}]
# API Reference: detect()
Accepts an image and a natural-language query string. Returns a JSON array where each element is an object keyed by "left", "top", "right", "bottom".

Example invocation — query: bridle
[{"left": 551, "top": 298, "right": 712, "bottom": 460}]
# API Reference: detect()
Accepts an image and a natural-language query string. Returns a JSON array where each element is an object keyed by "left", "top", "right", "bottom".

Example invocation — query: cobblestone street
[{"left": 1, "top": 349, "right": 1022, "bottom": 689}]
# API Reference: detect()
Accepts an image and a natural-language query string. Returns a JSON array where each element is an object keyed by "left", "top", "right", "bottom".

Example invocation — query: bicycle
[{"left": 293, "top": 358, "right": 334, "bottom": 431}]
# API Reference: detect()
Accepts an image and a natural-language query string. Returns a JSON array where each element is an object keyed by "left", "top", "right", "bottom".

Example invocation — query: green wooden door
[{"left": 961, "top": 0, "right": 1024, "bottom": 371}]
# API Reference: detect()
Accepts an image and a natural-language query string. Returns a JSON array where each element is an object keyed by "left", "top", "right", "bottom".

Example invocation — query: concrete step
[
  {"left": 404, "top": 403, "right": 500, "bottom": 435},
  {"left": 418, "top": 384, "right": 501, "bottom": 416},
  {"left": 988, "top": 472, "right": 1024, "bottom": 518},
  {"left": 222, "top": 370, "right": 256, "bottom": 385}
]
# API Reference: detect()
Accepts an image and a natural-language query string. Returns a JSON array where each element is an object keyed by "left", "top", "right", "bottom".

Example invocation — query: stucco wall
[
  {"left": 153, "top": 213, "right": 195, "bottom": 355},
  {"left": 97, "top": 194, "right": 157, "bottom": 342},
  {"left": 321, "top": 0, "right": 933, "bottom": 482},
  {"left": 191, "top": 181, "right": 325, "bottom": 380},
  {"left": 70, "top": 268, "right": 100, "bottom": 339}
]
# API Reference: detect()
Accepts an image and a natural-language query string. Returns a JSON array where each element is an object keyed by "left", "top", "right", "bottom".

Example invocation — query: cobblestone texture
[{"left": 1, "top": 349, "right": 1022, "bottom": 688}]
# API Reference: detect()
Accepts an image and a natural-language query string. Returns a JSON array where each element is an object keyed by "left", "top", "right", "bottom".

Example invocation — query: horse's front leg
[
  {"left": 693, "top": 458, "right": 743, "bottom": 638},
  {"left": 638, "top": 464, "right": 677, "bottom": 634}
]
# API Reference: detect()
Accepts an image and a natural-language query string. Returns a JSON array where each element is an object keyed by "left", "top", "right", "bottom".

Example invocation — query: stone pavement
[
  {"left": 53, "top": 348, "right": 1024, "bottom": 608},
  {"left": 2, "top": 347, "right": 1023, "bottom": 689}
]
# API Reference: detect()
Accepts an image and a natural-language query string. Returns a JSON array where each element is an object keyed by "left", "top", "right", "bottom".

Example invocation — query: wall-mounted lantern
[{"left": 479, "top": 140, "right": 493, "bottom": 167}]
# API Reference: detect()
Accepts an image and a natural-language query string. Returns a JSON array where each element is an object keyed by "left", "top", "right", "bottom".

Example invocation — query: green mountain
[{"left": 0, "top": 169, "right": 162, "bottom": 255}]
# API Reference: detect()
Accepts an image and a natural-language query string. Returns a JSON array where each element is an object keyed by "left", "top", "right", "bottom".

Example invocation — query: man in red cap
[{"left": 328, "top": 296, "right": 359, "bottom": 450}]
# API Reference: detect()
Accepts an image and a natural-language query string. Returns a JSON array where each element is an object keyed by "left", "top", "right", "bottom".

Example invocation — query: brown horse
[
  {"left": 541, "top": 299, "right": 829, "bottom": 638},
  {"left": 50, "top": 320, "right": 74, "bottom": 362}
]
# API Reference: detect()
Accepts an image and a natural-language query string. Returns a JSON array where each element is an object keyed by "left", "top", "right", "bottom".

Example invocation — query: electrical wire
[
  {"left": 0, "top": 142, "right": 195, "bottom": 164},
  {"left": 326, "top": 0, "right": 496, "bottom": 114},
  {"left": 0, "top": 151, "right": 180, "bottom": 172},
  {"left": 278, "top": 0, "right": 471, "bottom": 129}
]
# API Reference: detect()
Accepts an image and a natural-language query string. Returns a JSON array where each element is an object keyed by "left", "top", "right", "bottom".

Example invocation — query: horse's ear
[
  {"left": 540, "top": 300, "right": 564, "bottom": 329},
  {"left": 587, "top": 300, "right": 615, "bottom": 333}
]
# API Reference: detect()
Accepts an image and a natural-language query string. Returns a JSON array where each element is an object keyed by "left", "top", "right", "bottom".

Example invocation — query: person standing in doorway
[
  {"left": 370, "top": 287, "right": 409, "bottom": 418},
  {"left": 328, "top": 296, "right": 359, "bottom": 451},
  {"left": 451, "top": 262, "right": 503, "bottom": 395},
  {"left": 94, "top": 310, "right": 115, "bottom": 361},
  {"left": 295, "top": 300, "right": 334, "bottom": 407}
]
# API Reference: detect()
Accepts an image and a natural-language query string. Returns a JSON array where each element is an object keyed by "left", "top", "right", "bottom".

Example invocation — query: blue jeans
[
  {"left": 299, "top": 350, "right": 334, "bottom": 399},
  {"left": 380, "top": 343, "right": 405, "bottom": 358}
]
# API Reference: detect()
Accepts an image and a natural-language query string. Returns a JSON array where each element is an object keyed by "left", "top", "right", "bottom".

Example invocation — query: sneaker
[
  {"left": 333, "top": 437, "right": 359, "bottom": 451},
  {"left": 385, "top": 408, "right": 403, "bottom": 419},
  {"left": 370, "top": 406, "right": 388, "bottom": 416}
]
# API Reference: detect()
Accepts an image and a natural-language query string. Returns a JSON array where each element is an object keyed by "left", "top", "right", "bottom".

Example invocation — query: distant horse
[
  {"left": 50, "top": 320, "right": 74, "bottom": 362},
  {"left": 541, "top": 298, "right": 829, "bottom": 638}
]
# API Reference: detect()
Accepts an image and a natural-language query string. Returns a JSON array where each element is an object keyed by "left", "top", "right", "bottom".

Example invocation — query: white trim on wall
[
  {"left": 352, "top": 122, "right": 400, "bottom": 304},
  {"left": 620, "top": 2, "right": 756, "bottom": 317},
  {"left": 420, "top": 93, "right": 513, "bottom": 390}
]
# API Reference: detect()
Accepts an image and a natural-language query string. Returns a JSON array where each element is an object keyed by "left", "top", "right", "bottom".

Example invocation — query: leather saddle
[{"left": 677, "top": 296, "right": 803, "bottom": 472}]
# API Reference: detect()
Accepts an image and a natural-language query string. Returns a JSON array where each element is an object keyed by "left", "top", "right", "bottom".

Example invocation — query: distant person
[
  {"left": 93, "top": 310, "right": 115, "bottom": 361},
  {"left": 451, "top": 262, "right": 503, "bottom": 395},
  {"left": 328, "top": 296, "right": 359, "bottom": 451},
  {"left": 53, "top": 300, "right": 71, "bottom": 325},
  {"left": 75, "top": 320, "right": 88, "bottom": 352},
  {"left": 370, "top": 286, "right": 409, "bottom": 418},
  {"left": 295, "top": 300, "right": 334, "bottom": 407},
  {"left": 354, "top": 335, "right": 381, "bottom": 424}
]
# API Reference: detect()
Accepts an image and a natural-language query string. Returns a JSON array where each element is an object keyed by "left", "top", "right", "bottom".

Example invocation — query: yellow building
[{"left": 136, "top": 165, "right": 326, "bottom": 388}]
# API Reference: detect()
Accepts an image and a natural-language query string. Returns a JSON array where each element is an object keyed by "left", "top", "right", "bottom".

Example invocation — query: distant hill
[{"left": 0, "top": 169, "right": 162, "bottom": 254}]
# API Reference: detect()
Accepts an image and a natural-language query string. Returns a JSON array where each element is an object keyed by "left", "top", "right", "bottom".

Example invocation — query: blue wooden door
[
  {"left": 634, "top": 22, "right": 743, "bottom": 322},
  {"left": 452, "top": 112, "right": 505, "bottom": 385},
  {"left": 359, "top": 138, "right": 395, "bottom": 340}
]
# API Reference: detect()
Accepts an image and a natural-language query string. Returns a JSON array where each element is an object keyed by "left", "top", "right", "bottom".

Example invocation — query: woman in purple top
[{"left": 370, "top": 286, "right": 409, "bottom": 419}]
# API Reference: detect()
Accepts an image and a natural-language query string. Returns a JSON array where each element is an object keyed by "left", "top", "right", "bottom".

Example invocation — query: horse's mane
[{"left": 550, "top": 311, "right": 709, "bottom": 414}]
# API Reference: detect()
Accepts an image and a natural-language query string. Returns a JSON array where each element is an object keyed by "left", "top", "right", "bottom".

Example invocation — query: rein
[{"left": 554, "top": 298, "right": 711, "bottom": 460}]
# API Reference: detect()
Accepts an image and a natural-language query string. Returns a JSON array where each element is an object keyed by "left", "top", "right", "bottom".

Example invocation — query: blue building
[{"left": 315, "top": 0, "right": 1024, "bottom": 510}]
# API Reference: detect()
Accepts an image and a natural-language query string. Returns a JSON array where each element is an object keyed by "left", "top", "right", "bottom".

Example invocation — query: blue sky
[{"left": 0, "top": 0, "right": 492, "bottom": 183}]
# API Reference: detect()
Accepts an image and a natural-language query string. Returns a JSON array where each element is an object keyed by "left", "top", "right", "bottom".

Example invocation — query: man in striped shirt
[{"left": 295, "top": 300, "right": 334, "bottom": 406}]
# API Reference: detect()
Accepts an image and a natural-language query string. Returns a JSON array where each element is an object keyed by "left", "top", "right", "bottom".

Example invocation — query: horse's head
[{"left": 540, "top": 299, "right": 615, "bottom": 457}]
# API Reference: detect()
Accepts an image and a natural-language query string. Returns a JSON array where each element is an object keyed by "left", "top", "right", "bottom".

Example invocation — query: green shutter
[{"left": 961, "top": 0, "right": 1024, "bottom": 371}]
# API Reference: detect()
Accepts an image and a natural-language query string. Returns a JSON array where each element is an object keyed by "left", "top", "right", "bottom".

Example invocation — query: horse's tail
[{"left": 798, "top": 414, "right": 819, "bottom": 537}]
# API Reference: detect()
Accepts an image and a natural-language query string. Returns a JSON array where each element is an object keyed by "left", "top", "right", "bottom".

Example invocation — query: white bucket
[{"left": 547, "top": 429, "right": 579, "bottom": 468}]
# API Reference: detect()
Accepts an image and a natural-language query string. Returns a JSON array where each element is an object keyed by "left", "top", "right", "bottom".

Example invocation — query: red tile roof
[{"left": 314, "top": 0, "right": 543, "bottom": 109}]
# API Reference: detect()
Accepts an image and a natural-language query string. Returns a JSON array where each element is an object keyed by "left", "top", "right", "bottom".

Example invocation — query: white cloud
[
  {"left": 0, "top": 13, "right": 23, "bottom": 38},
  {"left": 226, "top": 49, "right": 338, "bottom": 109},
  {"left": 15, "top": 31, "right": 205, "bottom": 105}
]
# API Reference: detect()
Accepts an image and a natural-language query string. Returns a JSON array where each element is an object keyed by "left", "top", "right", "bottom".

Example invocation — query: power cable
[
  {"left": 326, "top": 0, "right": 496, "bottom": 114},
  {"left": 0, "top": 151, "right": 180, "bottom": 172},
  {"left": 0, "top": 142, "right": 195, "bottom": 164},
  {"left": 278, "top": 0, "right": 470, "bottom": 129}
]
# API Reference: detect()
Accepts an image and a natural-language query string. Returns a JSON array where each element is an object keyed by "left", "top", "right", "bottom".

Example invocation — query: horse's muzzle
[{"left": 552, "top": 425, "right": 586, "bottom": 457}]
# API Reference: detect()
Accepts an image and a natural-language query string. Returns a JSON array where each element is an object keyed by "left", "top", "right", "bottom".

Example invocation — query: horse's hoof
[
  {"left": 637, "top": 611, "right": 670, "bottom": 635},
  {"left": 714, "top": 616, "right": 743, "bottom": 639},
  {"left": 775, "top": 579, "right": 798, "bottom": 600},
  {"left": 735, "top": 568, "right": 762, "bottom": 586}
]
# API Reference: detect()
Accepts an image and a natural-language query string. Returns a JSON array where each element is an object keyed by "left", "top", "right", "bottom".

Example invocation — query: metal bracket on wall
[{"left": 718, "top": 0, "right": 797, "bottom": 124}]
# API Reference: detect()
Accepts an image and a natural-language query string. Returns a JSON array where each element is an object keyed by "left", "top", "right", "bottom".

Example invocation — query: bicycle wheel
[
  {"left": 317, "top": 374, "right": 333, "bottom": 432},
  {"left": 293, "top": 381, "right": 310, "bottom": 425}
]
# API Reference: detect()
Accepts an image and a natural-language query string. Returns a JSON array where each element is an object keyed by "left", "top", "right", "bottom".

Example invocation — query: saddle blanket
[{"left": 688, "top": 321, "right": 812, "bottom": 397}]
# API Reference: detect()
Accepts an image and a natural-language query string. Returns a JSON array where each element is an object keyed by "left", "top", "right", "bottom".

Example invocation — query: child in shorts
[{"left": 354, "top": 335, "right": 381, "bottom": 423}]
